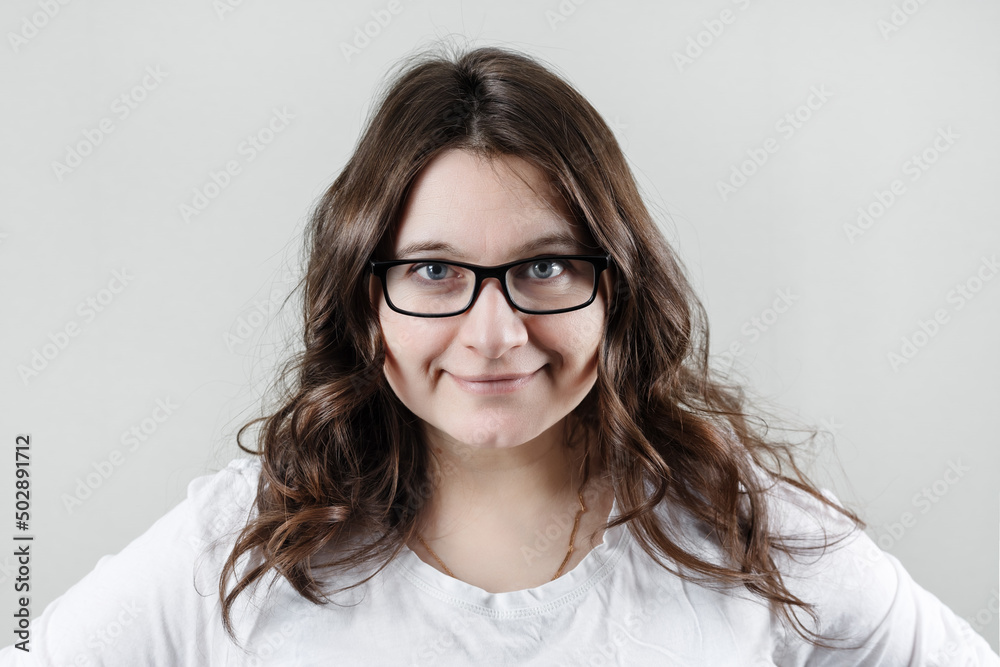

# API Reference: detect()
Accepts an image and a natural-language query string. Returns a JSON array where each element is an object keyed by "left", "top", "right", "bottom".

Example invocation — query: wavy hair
[{"left": 218, "top": 41, "right": 865, "bottom": 650}]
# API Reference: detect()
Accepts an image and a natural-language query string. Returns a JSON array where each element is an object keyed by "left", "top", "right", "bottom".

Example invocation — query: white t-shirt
[{"left": 1, "top": 457, "right": 997, "bottom": 666}]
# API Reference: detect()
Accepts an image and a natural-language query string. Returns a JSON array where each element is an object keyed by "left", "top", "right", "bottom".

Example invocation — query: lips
[
  {"left": 448, "top": 368, "right": 540, "bottom": 395},
  {"left": 453, "top": 372, "right": 536, "bottom": 382}
]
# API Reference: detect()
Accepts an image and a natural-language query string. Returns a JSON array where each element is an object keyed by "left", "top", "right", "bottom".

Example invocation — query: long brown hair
[{"left": 218, "top": 40, "right": 865, "bottom": 650}]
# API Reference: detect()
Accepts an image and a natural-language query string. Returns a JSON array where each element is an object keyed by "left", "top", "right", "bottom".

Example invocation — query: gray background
[{"left": 1, "top": 0, "right": 998, "bottom": 653}]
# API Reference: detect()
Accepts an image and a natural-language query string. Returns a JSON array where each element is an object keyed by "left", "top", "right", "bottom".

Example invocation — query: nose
[{"left": 457, "top": 277, "right": 528, "bottom": 358}]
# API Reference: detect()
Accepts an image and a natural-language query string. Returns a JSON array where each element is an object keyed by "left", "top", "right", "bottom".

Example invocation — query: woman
[{"left": 4, "top": 43, "right": 997, "bottom": 666}]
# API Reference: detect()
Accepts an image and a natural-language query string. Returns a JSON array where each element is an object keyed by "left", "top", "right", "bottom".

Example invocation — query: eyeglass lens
[{"left": 384, "top": 258, "right": 597, "bottom": 315}]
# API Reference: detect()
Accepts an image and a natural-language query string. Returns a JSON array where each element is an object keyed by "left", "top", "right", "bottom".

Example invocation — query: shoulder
[
  {"left": 762, "top": 480, "right": 898, "bottom": 634},
  {"left": 0, "top": 457, "right": 264, "bottom": 665},
  {"left": 188, "top": 456, "right": 261, "bottom": 507},
  {"left": 100, "top": 456, "right": 262, "bottom": 572},
  {"left": 647, "top": 467, "right": 998, "bottom": 664},
  {"left": 759, "top": 479, "right": 998, "bottom": 664},
  {"left": 183, "top": 457, "right": 262, "bottom": 549}
]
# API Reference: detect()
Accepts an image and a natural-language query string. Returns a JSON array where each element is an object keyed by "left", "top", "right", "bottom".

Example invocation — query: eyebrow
[{"left": 394, "top": 231, "right": 590, "bottom": 261}]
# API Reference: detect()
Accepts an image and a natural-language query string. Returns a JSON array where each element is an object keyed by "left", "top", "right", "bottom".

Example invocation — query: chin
[
  {"left": 460, "top": 411, "right": 563, "bottom": 449},
  {"left": 445, "top": 422, "right": 518, "bottom": 448}
]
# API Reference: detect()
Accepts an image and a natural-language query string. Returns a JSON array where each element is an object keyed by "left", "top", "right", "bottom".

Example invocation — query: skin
[{"left": 371, "top": 148, "right": 616, "bottom": 592}]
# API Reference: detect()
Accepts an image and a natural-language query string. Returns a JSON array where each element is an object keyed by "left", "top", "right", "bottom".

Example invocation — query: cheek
[
  {"left": 380, "top": 311, "right": 415, "bottom": 352},
  {"left": 379, "top": 307, "right": 449, "bottom": 373},
  {"left": 536, "top": 309, "right": 604, "bottom": 364},
  {"left": 571, "top": 293, "right": 607, "bottom": 352}
]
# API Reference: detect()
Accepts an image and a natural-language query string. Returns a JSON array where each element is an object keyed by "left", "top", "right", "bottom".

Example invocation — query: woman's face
[{"left": 373, "top": 148, "right": 609, "bottom": 451}]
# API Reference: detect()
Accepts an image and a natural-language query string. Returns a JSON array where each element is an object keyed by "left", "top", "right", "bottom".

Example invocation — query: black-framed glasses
[{"left": 369, "top": 254, "right": 612, "bottom": 317}]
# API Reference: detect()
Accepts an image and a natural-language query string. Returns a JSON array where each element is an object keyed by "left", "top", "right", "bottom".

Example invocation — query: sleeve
[
  {"left": 768, "top": 484, "right": 1000, "bottom": 666},
  {"left": 0, "top": 457, "right": 260, "bottom": 667}
]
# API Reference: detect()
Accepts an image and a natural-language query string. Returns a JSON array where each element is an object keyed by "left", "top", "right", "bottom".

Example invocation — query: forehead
[{"left": 391, "top": 149, "right": 591, "bottom": 261}]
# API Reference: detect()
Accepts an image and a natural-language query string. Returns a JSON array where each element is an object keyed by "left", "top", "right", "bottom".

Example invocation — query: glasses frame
[{"left": 369, "top": 253, "right": 613, "bottom": 318}]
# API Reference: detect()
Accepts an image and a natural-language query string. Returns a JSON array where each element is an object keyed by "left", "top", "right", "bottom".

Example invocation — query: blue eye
[
  {"left": 521, "top": 260, "right": 566, "bottom": 280},
  {"left": 411, "top": 263, "right": 452, "bottom": 281}
]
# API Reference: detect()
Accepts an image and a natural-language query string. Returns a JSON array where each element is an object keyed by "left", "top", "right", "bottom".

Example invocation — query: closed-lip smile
[{"left": 449, "top": 369, "right": 540, "bottom": 394}]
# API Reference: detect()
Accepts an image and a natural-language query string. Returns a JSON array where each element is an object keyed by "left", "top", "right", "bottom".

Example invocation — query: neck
[{"left": 416, "top": 415, "right": 593, "bottom": 540}]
